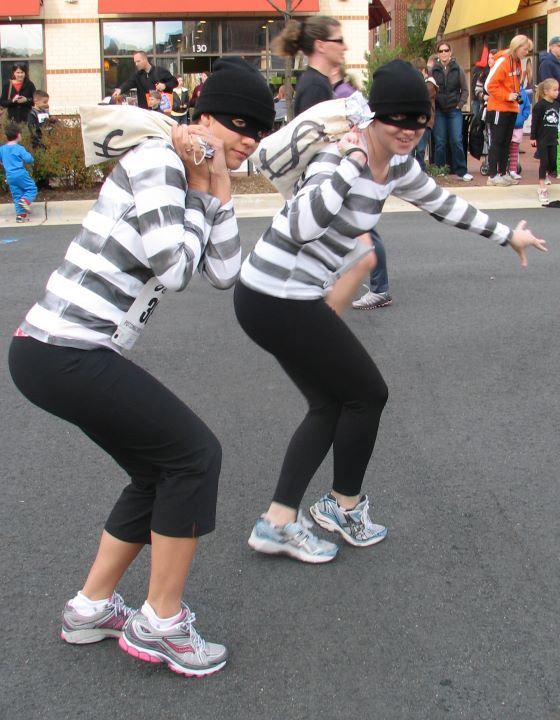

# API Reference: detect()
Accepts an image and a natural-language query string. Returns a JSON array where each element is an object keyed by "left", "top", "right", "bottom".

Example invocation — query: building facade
[{"left": 0, "top": 0, "right": 371, "bottom": 114}]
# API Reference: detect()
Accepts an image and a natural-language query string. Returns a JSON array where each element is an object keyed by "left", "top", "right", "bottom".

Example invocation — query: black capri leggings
[
  {"left": 8, "top": 337, "right": 221, "bottom": 543},
  {"left": 234, "top": 281, "right": 388, "bottom": 509},
  {"left": 537, "top": 143, "right": 557, "bottom": 180}
]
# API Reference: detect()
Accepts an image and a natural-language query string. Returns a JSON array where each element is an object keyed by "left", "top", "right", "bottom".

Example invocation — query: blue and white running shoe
[
  {"left": 248, "top": 511, "right": 338, "bottom": 564},
  {"left": 309, "top": 494, "right": 387, "bottom": 547}
]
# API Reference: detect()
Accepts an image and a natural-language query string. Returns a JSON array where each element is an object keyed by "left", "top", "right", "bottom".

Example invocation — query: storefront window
[
  {"left": 181, "top": 20, "right": 219, "bottom": 54},
  {"left": 222, "top": 19, "right": 267, "bottom": 54},
  {"left": 103, "top": 22, "right": 153, "bottom": 56},
  {"left": 0, "top": 24, "right": 44, "bottom": 88}
]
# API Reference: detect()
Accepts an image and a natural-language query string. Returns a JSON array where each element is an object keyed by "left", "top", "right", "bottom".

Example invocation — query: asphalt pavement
[{"left": 1, "top": 211, "right": 558, "bottom": 720}]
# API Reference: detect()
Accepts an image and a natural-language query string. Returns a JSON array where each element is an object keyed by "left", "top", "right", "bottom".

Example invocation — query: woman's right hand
[{"left": 337, "top": 128, "right": 368, "bottom": 165}]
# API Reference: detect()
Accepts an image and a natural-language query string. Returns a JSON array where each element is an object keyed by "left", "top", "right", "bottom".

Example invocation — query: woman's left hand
[
  {"left": 171, "top": 123, "right": 211, "bottom": 193},
  {"left": 509, "top": 220, "right": 547, "bottom": 267}
]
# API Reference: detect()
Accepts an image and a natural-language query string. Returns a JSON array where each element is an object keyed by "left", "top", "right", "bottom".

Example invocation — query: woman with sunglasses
[
  {"left": 274, "top": 16, "right": 347, "bottom": 117},
  {"left": 234, "top": 59, "right": 546, "bottom": 565},
  {"left": 430, "top": 42, "right": 473, "bottom": 181}
]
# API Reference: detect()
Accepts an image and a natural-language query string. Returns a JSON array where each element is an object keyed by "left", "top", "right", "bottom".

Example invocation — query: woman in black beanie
[
  {"left": 234, "top": 59, "right": 546, "bottom": 564},
  {"left": 9, "top": 56, "right": 274, "bottom": 679}
]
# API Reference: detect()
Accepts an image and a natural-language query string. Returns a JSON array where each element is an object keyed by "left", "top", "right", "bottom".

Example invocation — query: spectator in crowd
[
  {"left": 274, "top": 15, "right": 391, "bottom": 312},
  {"left": 0, "top": 63, "right": 36, "bottom": 124},
  {"left": 430, "top": 41, "right": 473, "bottom": 181},
  {"left": 530, "top": 78, "right": 560, "bottom": 205},
  {"left": 331, "top": 67, "right": 358, "bottom": 99},
  {"left": 27, "top": 90, "right": 57, "bottom": 149},
  {"left": 112, "top": 51, "right": 177, "bottom": 110},
  {"left": 147, "top": 90, "right": 164, "bottom": 113},
  {"left": 471, "top": 47, "right": 490, "bottom": 118},
  {"left": 189, "top": 71, "right": 208, "bottom": 109},
  {"left": 538, "top": 36, "right": 560, "bottom": 83},
  {"left": 171, "top": 76, "right": 189, "bottom": 124},
  {"left": 0, "top": 121, "right": 37, "bottom": 223},
  {"left": 508, "top": 85, "right": 531, "bottom": 181},
  {"left": 412, "top": 57, "right": 438, "bottom": 172},
  {"left": 273, "top": 16, "right": 346, "bottom": 115},
  {"left": 273, "top": 84, "right": 287, "bottom": 127},
  {"left": 485, "top": 34, "right": 531, "bottom": 186}
]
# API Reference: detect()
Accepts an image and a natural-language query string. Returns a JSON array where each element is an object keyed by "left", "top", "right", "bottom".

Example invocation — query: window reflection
[
  {"left": 103, "top": 22, "right": 153, "bottom": 56},
  {"left": 0, "top": 24, "right": 43, "bottom": 58}
]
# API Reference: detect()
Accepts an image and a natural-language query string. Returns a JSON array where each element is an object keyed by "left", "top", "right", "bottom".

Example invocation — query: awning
[
  {"left": 369, "top": 0, "right": 391, "bottom": 30},
  {"left": 444, "top": 0, "right": 521, "bottom": 35},
  {"left": 99, "top": 0, "right": 318, "bottom": 11},
  {"left": 423, "top": 0, "right": 449, "bottom": 41},
  {"left": 0, "top": 0, "right": 40, "bottom": 17}
]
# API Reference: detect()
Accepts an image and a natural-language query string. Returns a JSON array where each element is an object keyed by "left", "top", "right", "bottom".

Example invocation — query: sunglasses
[
  {"left": 323, "top": 37, "right": 345, "bottom": 44},
  {"left": 438, "top": 48, "right": 451, "bottom": 53}
]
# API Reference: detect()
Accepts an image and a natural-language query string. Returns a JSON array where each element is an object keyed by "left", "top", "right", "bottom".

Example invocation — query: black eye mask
[
  {"left": 212, "top": 113, "right": 266, "bottom": 140},
  {"left": 375, "top": 113, "right": 430, "bottom": 130}
]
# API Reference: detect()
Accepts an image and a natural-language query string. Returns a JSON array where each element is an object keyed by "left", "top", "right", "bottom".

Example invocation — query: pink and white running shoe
[{"left": 61, "top": 592, "right": 135, "bottom": 644}]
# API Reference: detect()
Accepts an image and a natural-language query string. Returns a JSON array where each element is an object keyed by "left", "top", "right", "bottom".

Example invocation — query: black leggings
[
  {"left": 538, "top": 143, "right": 557, "bottom": 180},
  {"left": 487, "top": 111, "right": 517, "bottom": 176},
  {"left": 233, "top": 282, "right": 388, "bottom": 509},
  {"left": 8, "top": 337, "right": 221, "bottom": 543}
]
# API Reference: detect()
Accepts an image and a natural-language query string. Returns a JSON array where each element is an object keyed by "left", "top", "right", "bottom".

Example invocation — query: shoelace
[
  {"left": 291, "top": 512, "right": 324, "bottom": 551},
  {"left": 356, "top": 498, "right": 376, "bottom": 535},
  {"left": 177, "top": 605, "right": 207, "bottom": 660},
  {"left": 111, "top": 592, "right": 135, "bottom": 619}
]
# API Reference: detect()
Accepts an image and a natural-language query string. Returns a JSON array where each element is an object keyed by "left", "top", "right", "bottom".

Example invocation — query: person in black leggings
[{"left": 235, "top": 59, "right": 546, "bottom": 565}]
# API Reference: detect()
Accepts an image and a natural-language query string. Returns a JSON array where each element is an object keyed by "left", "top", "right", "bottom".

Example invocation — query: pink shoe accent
[{"left": 118, "top": 636, "right": 162, "bottom": 663}]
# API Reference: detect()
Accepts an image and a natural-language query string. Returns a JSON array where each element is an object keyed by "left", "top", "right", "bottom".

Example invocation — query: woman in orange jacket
[{"left": 484, "top": 35, "right": 532, "bottom": 186}]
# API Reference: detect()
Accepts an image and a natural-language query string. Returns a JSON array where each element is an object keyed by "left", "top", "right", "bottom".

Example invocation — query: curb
[{"left": 0, "top": 186, "right": 548, "bottom": 228}]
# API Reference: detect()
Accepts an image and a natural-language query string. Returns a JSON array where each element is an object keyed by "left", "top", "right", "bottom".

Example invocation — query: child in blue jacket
[
  {"left": 0, "top": 121, "right": 37, "bottom": 222},
  {"left": 508, "top": 86, "right": 531, "bottom": 181}
]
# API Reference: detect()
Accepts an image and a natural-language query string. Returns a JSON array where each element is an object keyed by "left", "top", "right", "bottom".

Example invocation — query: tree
[
  {"left": 265, "top": 0, "right": 304, "bottom": 120},
  {"left": 404, "top": 2, "right": 437, "bottom": 61}
]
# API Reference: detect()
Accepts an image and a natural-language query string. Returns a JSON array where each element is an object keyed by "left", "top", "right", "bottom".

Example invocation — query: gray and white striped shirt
[
  {"left": 21, "top": 138, "right": 241, "bottom": 351},
  {"left": 240, "top": 145, "right": 512, "bottom": 299}
]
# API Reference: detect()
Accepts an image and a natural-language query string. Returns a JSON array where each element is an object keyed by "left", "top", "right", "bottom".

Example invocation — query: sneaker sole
[
  {"left": 60, "top": 628, "right": 123, "bottom": 644},
  {"left": 352, "top": 299, "right": 392, "bottom": 311},
  {"left": 309, "top": 506, "right": 388, "bottom": 547},
  {"left": 118, "top": 635, "right": 226, "bottom": 677},
  {"left": 248, "top": 531, "right": 337, "bottom": 564}
]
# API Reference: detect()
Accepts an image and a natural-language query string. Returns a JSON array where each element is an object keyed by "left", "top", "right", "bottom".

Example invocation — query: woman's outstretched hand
[{"left": 509, "top": 220, "right": 547, "bottom": 267}]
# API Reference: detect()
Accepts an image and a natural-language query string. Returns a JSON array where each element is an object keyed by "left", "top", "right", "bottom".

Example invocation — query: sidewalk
[{"left": 1, "top": 136, "right": 553, "bottom": 228}]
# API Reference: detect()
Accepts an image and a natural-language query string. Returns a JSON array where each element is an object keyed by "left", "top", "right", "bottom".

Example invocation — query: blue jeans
[
  {"left": 413, "top": 128, "right": 431, "bottom": 171},
  {"left": 433, "top": 108, "right": 467, "bottom": 176},
  {"left": 369, "top": 229, "right": 389, "bottom": 294}
]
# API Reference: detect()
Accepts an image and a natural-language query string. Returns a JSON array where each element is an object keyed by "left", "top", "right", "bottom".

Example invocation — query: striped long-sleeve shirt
[
  {"left": 240, "top": 145, "right": 512, "bottom": 300},
  {"left": 21, "top": 138, "right": 241, "bottom": 351}
]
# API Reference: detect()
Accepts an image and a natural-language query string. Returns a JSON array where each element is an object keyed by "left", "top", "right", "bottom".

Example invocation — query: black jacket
[
  {"left": 0, "top": 77, "right": 36, "bottom": 123},
  {"left": 294, "top": 67, "right": 333, "bottom": 116},
  {"left": 119, "top": 65, "right": 177, "bottom": 109},
  {"left": 431, "top": 59, "right": 467, "bottom": 113}
]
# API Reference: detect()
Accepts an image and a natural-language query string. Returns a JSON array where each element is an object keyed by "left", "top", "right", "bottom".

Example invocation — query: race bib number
[{"left": 112, "top": 277, "right": 167, "bottom": 350}]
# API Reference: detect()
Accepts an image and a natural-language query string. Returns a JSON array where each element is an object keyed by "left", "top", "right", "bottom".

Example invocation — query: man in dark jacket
[
  {"left": 112, "top": 51, "right": 177, "bottom": 109},
  {"left": 538, "top": 36, "right": 560, "bottom": 83},
  {"left": 430, "top": 41, "right": 473, "bottom": 181}
]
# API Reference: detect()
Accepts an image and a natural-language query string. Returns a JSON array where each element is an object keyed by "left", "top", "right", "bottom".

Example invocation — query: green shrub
[{"left": 0, "top": 115, "right": 114, "bottom": 193}]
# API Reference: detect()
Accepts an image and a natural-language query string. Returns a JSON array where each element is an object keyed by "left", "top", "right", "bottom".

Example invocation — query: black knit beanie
[
  {"left": 193, "top": 57, "right": 275, "bottom": 136},
  {"left": 369, "top": 59, "right": 431, "bottom": 122}
]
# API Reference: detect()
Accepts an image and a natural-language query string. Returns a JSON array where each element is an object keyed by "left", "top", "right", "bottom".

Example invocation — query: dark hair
[
  {"left": 5, "top": 121, "right": 21, "bottom": 141},
  {"left": 33, "top": 89, "right": 49, "bottom": 101},
  {"left": 10, "top": 63, "right": 28, "bottom": 79},
  {"left": 272, "top": 16, "right": 341, "bottom": 57},
  {"left": 437, "top": 42, "right": 451, "bottom": 52}
]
